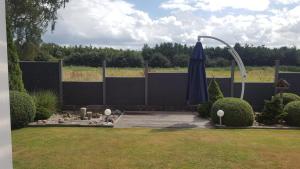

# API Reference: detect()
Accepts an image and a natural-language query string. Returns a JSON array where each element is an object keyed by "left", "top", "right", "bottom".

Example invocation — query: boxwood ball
[{"left": 211, "top": 98, "right": 254, "bottom": 127}]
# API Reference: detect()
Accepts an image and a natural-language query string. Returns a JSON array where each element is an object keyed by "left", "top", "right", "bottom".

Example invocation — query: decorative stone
[
  {"left": 80, "top": 107, "right": 87, "bottom": 120},
  {"left": 58, "top": 118, "right": 64, "bottom": 123},
  {"left": 42, "top": 120, "right": 47, "bottom": 124},
  {"left": 114, "top": 109, "right": 122, "bottom": 115},
  {"left": 87, "top": 112, "right": 93, "bottom": 120},
  {"left": 105, "top": 116, "right": 114, "bottom": 123},
  {"left": 107, "top": 122, "right": 113, "bottom": 125},
  {"left": 83, "top": 117, "right": 88, "bottom": 120}
]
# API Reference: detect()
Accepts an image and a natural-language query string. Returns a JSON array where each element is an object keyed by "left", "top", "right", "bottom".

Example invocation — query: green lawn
[{"left": 12, "top": 128, "right": 300, "bottom": 169}]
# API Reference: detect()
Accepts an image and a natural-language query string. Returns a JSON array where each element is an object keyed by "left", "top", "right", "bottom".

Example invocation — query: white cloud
[
  {"left": 160, "top": 0, "right": 197, "bottom": 12},
  {"left": 43, "top": 0, "right": 300, "bottom": 49},
  {"left": 275, "top": 0, "right": 300, "bottom": 4},
  {"left": 161, "top": 0, "right": 270, "bottom": 12}
]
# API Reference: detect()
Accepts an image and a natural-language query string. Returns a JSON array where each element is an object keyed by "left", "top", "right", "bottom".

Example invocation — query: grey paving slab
[{"left": 114, "top": 111, "right": 211, "bottom": 128}]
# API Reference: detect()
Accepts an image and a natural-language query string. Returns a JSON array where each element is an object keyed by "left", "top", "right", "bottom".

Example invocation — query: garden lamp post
[{"left": 217, "top": 110, "right": 225, "bottom": 126}]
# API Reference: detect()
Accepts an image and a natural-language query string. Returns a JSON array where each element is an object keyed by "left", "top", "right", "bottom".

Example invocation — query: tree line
[{"left": 32, "top": 42, "right": 300, "bottom": 67}]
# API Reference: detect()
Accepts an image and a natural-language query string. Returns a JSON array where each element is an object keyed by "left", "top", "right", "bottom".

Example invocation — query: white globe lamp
[
  {"left": 217, "top": 110, "right": 224, "bottom": 126},
  {"left": 104, "top": 109, "right": 112, "bottom": 116}
]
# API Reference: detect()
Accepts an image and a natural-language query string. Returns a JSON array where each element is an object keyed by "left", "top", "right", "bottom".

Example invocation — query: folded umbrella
[{"left": 186, "top": 41, "right": 208, "bottom": 104}]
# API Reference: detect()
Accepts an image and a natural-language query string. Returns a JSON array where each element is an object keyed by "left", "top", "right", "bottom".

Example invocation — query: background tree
[{"left": 5, "top": 0, "right": 69, "bottom": 60}]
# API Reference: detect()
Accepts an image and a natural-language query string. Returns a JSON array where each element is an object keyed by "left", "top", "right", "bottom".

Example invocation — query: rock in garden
[
  {"left": 87, "top": 112, "right": 93, "bottom": 120},
  {"left": 80, "top": 107, "right": 87, "bottom": 120},
  {"left": 58, "top": 118, "right": 64, "bottom": 123}
]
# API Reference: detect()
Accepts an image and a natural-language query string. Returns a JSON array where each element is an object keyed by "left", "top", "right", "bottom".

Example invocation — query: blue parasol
[{"left": 186, "top": 41, "right": 208, "bottom": 104}]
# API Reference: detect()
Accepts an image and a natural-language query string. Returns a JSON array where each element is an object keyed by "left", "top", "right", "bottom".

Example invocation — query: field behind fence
[{"left": 62, "top": 66, "right": 290, "bottom": 82}]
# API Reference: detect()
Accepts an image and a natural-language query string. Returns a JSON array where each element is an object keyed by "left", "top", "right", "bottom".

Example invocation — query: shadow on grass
[{"left": 150, "top": 123, "right": 198, "bottom": 132}]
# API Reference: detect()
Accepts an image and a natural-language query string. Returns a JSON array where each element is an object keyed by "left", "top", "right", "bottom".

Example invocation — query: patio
[{"left": 114, "top": 111, "right": 211, "bottom": 128}]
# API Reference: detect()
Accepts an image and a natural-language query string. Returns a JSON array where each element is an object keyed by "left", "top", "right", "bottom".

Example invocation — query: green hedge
[
  {"left": 274, "top": 93, "right": 300, "bottom": 105},
  {"left": 31, "top": 91, "right": 58, "bottom": 120},
  {"left": 257, "top": 93, "right": 300, "bottom": 125},
  {"left": 284, "top": 101, "right": 300, "bottom": 126},
  {"left": 211, "top": 98, "right": 254, "bottom": 127},
  {"left": 10, "top": 91, "right": 36, "bottom": 129}
]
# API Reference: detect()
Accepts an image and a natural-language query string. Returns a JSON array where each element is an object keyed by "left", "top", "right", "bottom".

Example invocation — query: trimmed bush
[
  {"left": 197, "top": 79, "right": 224, "bottom": 118},
  {"left": 257, "top": 98, "right": 284, "bottom": 125},
  {"left": 197, "top": 103, "right": 210, "bottom": 118},
  {"left": 257, "top": 93, "right": 300, "bottom": 125},
  {"left": 273, "top": 93, "right": 300, "bottom": 105},
  {"left": 10, "top": 91, "right": 36, "bottom": 129},
  {"left": 7, "top": 25, "right": 25, "bottom": 92},
  {"left": 211, "top": 98, "right": 254, "bottom": 126},
  {"left": 32, "top": 91, "right": 58, "bottom": 120},
  {"left": 284, "top": 101, "right": 300, "bottom": 126}
]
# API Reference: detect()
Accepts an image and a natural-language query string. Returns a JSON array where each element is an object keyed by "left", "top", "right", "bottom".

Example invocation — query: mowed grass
[
  {"left": 12, "top": 128, "right": 300, "bottom": 169},
  {"left": 63, "top": 66, "right": 281, "bottom": 82}
]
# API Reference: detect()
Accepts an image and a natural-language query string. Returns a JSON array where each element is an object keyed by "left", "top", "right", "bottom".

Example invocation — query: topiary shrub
[
  {"left": 31, "top": 91, "right": 58, "bottom": 120},
  {"left": 257, "top": 93, "right": 300, "bottom": 125},
  {"left": 257, "top": 98, "right": 284, "bottom": 125},
  {"left": 284, "top": 101, "right": 300, "bottom": 126},
  {"left": 197, "top": 79, "right": 224, "bottom": 118},
  {"left": 273, "top": 93, "right": 300, "bottom": 105},
  {"left": 211, "top": 98, "right": 254, "bottom": 127},
  {"left": 7, "top": 24, "right": 25, "bottom": 92},
  {"left": 10, "top": 91, "right": 36, "bottom": 129}
]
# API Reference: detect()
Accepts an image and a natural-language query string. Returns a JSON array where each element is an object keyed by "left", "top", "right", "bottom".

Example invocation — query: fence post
[
  {"left": 144, "top": 61, "right": 148, "bottom": 106},
  {"left": 58, "top": 60, "right": 63, "bottom": 107},
  {"left": 102, "top": 60, "right": 106, "bottom": 105},
  {"left": 230, "top": 60, "right": 235, "bottom": 97},
  {"left": 274, "top": 60, "right": 280, "bottom": 94}
]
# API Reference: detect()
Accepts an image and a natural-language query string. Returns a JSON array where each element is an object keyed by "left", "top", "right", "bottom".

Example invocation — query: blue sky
[{"left": 43, "top": 0, "right": 300, "bottom": 49}]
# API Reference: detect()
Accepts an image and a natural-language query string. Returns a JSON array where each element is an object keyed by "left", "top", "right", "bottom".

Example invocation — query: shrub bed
[
  {"left": 31, "top": 91, "right": 58, "bottom": 120},
  {"left": 10, "top": 91, "right": 36, "bottom": 129},
  {"left": 211, "top": 98, "right": 254, "bottom": 127},
  {"left": 197, "top": 79, "right": 223, "bottom": 118},
  {"left": 284, "top": 101, "right": 300, "bottom": 126},
  {"left": 257, "top": 93, "right": 300, "bottom": 125},
  {"left": 273, "top": 93, "right": 300, "bottom": 105}
]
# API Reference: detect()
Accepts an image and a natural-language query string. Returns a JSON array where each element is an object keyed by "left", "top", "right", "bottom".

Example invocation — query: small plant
[
  {"left": 31, "top": 91, "right": 58, "bottom": 120},
  {"left": 257, "top": 97, "right": 284, "bottom": 125},
  {"left": 197, "top": 78, "right": 224, "bottom": 118},
  {"left": 10, "top": 91, "right": 36, "bottom": 129},
  {"left": 284, "top": 101, "right": 300, "bottom": 126},
  {"left": 197, "top": 103, "right": 210, "bottom": 118},
  {"left": 211, "top": 98, "right": 254, "bottom": 127},
  {"left": 257, "top": 93, "right": 300, "bottom": 125}
]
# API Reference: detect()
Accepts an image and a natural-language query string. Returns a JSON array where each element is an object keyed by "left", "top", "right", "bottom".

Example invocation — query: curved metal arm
[{"left": 198, "top": 36, "right": 247, "bottom": 99}]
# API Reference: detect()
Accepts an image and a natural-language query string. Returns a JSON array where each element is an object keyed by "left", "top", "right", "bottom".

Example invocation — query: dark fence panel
[
  {"left": 148, "top": 73, "right": 231, "bottom": 106},
  {"left": 106, "top": 77, "right": 145, "bottom": 105},
  {"left": 63, "top": 82, "right": 103, "bottom": 105},
  {"left": 279, "top": 72, "right": 300, "bottom": 95},
  {"left": 20, "top": 61, "right": 60, "bottom": 94},
  {"left": 234, "top": 83, "right": 274, "bottom": 111}
]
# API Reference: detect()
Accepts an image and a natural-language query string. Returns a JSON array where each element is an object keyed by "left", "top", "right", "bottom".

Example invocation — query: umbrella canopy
[{"left": 186, "top": 41, "right": 208, "bottom": 104}]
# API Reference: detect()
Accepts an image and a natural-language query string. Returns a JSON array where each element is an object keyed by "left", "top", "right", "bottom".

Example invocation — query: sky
[{"left": 42, "top": 0, "right": 300, "bottom": 49}]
